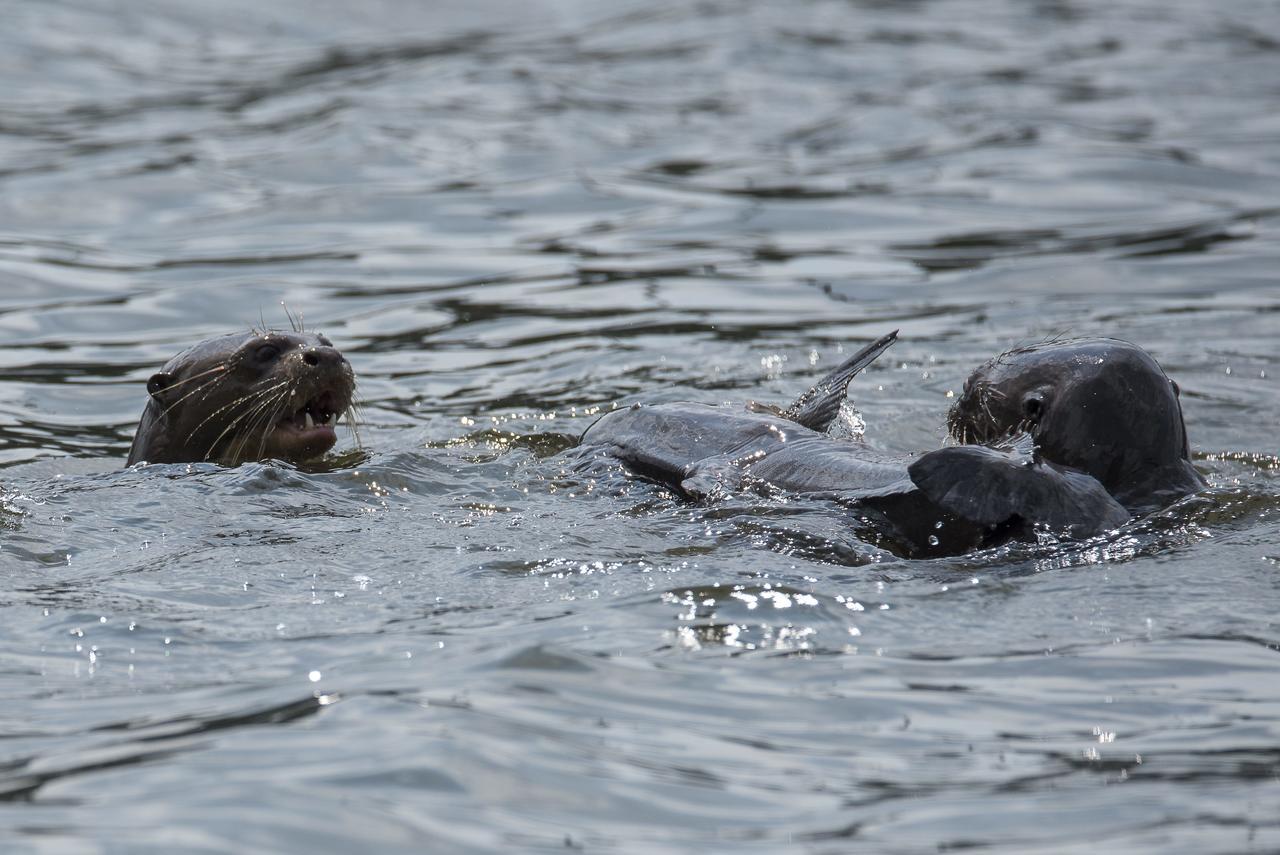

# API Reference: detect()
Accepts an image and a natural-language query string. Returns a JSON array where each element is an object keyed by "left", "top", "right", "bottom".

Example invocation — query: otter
[
  {"left": 577, "top": 333, "right": 1204, "bottom": 557},
  {"left": 127, "top": 330, "right": 356, "bottom": 466},
  {"left": 946, "top": 338, "right": 1205, "bottom": 516}
]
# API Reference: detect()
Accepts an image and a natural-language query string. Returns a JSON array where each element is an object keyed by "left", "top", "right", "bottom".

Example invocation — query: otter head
[
  {"left": 947, "top": 338, "right": 1204, "bottom": 511},
  {"left": 127, "top": 330, "right": 356, "bottom": 466}
]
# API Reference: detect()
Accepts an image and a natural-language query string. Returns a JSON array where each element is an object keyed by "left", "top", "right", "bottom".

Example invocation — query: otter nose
[{"left": 302, "top": 346, "right": 344, "bottom": 368}]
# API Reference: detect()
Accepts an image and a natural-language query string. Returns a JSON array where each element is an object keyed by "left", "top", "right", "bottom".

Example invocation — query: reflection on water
[{"left": 1, "top": 0, "right": 1279, "bottom": 851}]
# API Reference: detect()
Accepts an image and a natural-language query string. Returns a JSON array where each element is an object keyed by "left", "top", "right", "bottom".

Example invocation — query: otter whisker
[
  {"left": 254, "top": 386, "right": 298, "bottom": 456},
  {"left": 208, "top": 385, "right": 292, "bottom": 462},
  {"left": 157, "top": 368, "right": 232, "bottom": 419},
  {"left": 158, "top": 363, "right": 229, "bottom": 391},
  {"left": 191, "top": 381, "right": 292, "bottom": 452},
  {"left": 341, "top": 379, "right": 363, "bottom": 449},
  {"left": 159, "top": 378, "right": 229, "bottom": 422},
  {"left": 344, "top": 401, "right": 363, "bottom": 450},
  {"left": 979, "top": 386, "right": 998, "bottom": 434},
  {"left": 190, "top": 380, "right": 290, "bottom": 437},
  {"left": 223, "top": 382, "right": 292, "bottom": 429},
  {"left": 281, "top": 303, "right": 301, "bottom": 334},
  {"left": 203, "top": 400, "right": 284, "bottom": 463},
  {"left": 234, "top": 388, "right": 293, "bottom": 463},
  {"left": 257, "top": 394, "right": 300, "bottom": 462}
]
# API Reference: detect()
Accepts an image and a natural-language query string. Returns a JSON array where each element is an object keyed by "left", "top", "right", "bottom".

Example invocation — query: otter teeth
[{"left": 304, "top": 411, "right": 315, "bottom": 430}]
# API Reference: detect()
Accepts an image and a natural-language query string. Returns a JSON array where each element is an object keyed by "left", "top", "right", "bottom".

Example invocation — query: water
[{"left": 2, "top": 0, "right": 1279, "bottom": 851}]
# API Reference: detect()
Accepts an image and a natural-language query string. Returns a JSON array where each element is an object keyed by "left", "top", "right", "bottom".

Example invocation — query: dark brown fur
[
  {"left": 127, "top": 331, "right": 356, "bottom": 466},
  {"left": 947, "top": 338, "right": 1204, "bottom": 513}
]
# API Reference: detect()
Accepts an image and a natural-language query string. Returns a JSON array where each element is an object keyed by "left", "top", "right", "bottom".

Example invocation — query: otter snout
[{"left": 300, "top": 346, "right": 346, "bottom": 369}]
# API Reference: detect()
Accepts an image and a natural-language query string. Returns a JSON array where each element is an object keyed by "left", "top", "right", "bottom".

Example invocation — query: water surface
[{"left": 1, "top": 0, "right": 1279, "bottom": 851}]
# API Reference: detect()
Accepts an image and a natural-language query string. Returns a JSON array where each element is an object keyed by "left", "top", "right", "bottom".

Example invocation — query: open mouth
[{"left": 276, "top": 390, "right": 343, "bottom": 439}]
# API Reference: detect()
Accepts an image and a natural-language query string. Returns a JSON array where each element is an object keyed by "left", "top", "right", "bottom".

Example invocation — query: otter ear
[
  {"left": 1170, "top": 379, "right": 1181, "bottom": 397},
  {"left": 146, "top": 372, "right": 175, "bottom": 399}
]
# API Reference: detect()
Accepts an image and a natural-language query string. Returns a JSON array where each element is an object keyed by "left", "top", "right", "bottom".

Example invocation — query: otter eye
[{"left": 255, "top": 344, "right": 281, "bottom": 362}]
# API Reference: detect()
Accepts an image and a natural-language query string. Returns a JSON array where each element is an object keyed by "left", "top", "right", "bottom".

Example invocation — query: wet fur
[
  {"left": 947, "top": 337, "right": 1204, "bottom": 513},
  {"left": 127, "top": 328, "right": 357, "bottom": 466}
]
